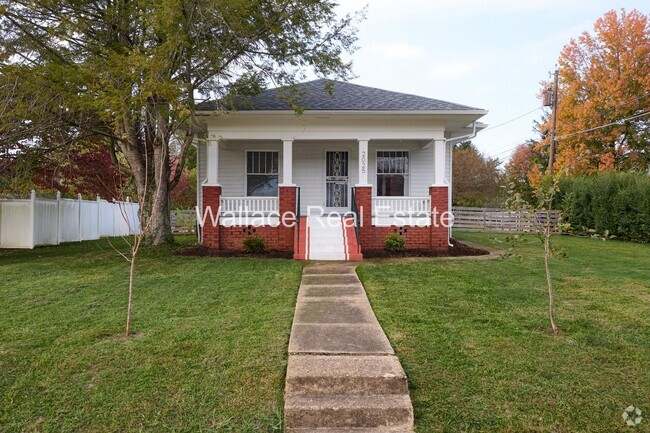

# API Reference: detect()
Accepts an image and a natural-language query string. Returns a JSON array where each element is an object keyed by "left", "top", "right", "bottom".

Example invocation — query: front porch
[{"left": 199, "top": 137, "right": 452, "bottom": 258}]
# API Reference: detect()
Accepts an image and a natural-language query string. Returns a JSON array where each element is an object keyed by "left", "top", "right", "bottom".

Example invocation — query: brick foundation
[
  {"left": 203, "top": 184, "right": 449, "bottom": 256},
  {"left": 201, "top": 185, "right": 297, "bottom": 253},
  {"left": 277, "top": 186, "right": 298, "bottom": 253},
  {"left": 353, "top": 185, "right": 450, "bottom": 252},
  {"left": 429, "top": 186, "right": 450, "bottom": 248},
  {"left": 219, "top": 224, "right": 293, "bottom": 251},
  {"left": 201, "top": 185, "right": 222, "bottom": 249}
]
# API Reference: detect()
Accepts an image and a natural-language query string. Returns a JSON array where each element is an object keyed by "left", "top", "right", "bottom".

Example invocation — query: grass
[
  {"left": 358, "top": 233, "right": 650, "bottom": 433},
  {"left": 0, "top": 237, "right": 302, "bottom": 432}
]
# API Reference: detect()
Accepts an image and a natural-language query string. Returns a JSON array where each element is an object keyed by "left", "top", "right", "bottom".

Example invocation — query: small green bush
[
  {"left": 242, "top": 236, "right": 267, "bottom": 253},
  {"left": 385, "top": 233, "right": 406, "bottom": 254}
]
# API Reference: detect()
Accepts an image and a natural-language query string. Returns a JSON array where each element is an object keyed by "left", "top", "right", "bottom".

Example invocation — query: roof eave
[{"left": 196, "top": 109, "right": 489, "bottom": 116}]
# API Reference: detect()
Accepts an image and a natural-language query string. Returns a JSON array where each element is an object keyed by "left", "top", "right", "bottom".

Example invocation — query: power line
[
  {"left": 597, "top": 91, "right": 650, "bottom": 114},
  {"left": 552, "top": 91, "right": 650, "bottom": 129},
  {"left": 488, "top": 110, "right": 650, "bottom": 161},
  {"left": 481, "top": 106, "right": 543, "bottom": 133},
  {"left": 472, "top": 106, "right": 543, "bottom": 158},
  {"left": 492, "top": 143, "right": 525, "bottom": 158},
  {"left": 488, "top": 138, "right": 535, "bottom": 159},
  {"left": 556, "top": 110, "right": 650, "bottom": 140},
  {"left": 481, "top": 92, "right": 650, "bottom": 161}
]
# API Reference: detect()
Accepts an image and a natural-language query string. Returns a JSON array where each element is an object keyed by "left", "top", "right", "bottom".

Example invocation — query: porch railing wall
[
  {"left": 219, "top": 197, "right": 279, "bottom": 215},
  {"left": 372, "top": 196, "right": 431, "bottom": 216}
]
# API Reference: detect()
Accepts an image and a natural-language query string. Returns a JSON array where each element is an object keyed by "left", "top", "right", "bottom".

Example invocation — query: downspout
[
  {"left": 444, "top": 121, "right": 478, "bottom": 246},
  {"left": 191, "top": 139, "right": 201, "bottom": 245}
]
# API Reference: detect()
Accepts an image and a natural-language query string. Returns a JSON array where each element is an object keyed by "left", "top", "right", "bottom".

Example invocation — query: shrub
[
  {"left": 385, "top": 233, "right": 406, "bottom": 254},
  {"left": 558, "top": 172, "right": 650, "bottom": 243},
  {"left": 242, "top": 236, "right": 267, "bottom": 253}
]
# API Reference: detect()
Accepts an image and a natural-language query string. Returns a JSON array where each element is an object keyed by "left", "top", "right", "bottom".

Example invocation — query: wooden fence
[
  {"left": 451, "top": 206, "right": 561, "bottom": 233},
  {"left": 171, "top": 209, "right": 197, "bottom": 235}
]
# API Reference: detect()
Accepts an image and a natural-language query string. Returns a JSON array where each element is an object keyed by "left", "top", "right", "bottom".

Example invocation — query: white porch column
[
  {"left": 206, "top": 139, "right": 220, "bottom": 185},
  {"left": 281, "top": 139, "right": 294, "bottom": 185},
  {"left": 432, "top": 138, "right": 447, "bottom": 186},
  {"left": 357, "top": 139, "right": 370, "bottom": 186}
]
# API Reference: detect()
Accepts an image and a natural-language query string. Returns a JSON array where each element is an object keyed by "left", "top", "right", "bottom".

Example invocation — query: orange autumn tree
[
  {"left": 538, "top": 9, "right": 650, "bottom": 174},
  {"left": 504, "top": 140, "right": 546, "bottom": 199}
]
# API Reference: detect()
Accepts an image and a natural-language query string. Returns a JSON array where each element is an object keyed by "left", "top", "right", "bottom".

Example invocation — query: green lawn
[
  {"left": 0, "top": 238, "right": 302, "bottom": 432},
  {"left": 358, "top": 233, "right": 650, "bottom": 433},
  {"left": 2, "top": 234, "right": 648, "bottom": 433}
]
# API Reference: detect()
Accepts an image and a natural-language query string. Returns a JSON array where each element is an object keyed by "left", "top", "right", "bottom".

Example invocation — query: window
[
  {"left": 377, "top": 151, "right": 409, "bottom": 196},
  {"left": 246, "top": 151, "right": 279, "bottom": 196}
]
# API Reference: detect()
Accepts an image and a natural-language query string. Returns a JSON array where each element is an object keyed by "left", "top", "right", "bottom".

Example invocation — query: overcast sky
[{"left": 335, "top": 0, "right": 648, "bottom": 163}]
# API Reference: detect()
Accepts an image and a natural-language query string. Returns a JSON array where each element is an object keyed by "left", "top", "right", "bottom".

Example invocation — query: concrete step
[
  {"left": 294, "top": 300, "right": 378, "bottom": 325},
  {"left": 309, "top": 252, "right": 346, "bottom": 260},
  {"left": 285, "top": 394, "right": 414, "bottom": 429},
  {"left": 303, "top": 267, "right": 356, "bottom": 275},
  {"left": 287, "top": 428, "right": 413, "bottom": 433},
  {"left": 287, "top": 355, "right": 408, "bottom": 396},
  {"left": 302, "top": 274, "right": 360, "bottom": 286},
  {"left": 299, "top": 284, "right": 366, "bottom": 298},
  {"left": 289, "top": 324, "right": 394, "bottom": 355}
]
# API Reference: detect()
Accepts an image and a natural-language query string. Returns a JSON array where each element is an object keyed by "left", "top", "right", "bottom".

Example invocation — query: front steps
[
  {"left": 285, "top": 394, "right": 413, "bottom": 431},
  {"left": 285, "top": 264, "right": 413, "bottom": 432},
  {"left": 299, "top": 215, "right": 362, "bottom": 261}
]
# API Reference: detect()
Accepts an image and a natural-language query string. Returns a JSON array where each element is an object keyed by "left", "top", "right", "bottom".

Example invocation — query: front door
[{"left": 325, "top": 151, "right": 349, "bottom": 210}]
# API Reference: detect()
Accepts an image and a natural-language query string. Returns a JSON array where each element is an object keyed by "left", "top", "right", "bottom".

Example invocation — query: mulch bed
[
  {"left": 175, "top": 246, "right": 293, "bottom": 259},
  {"left": 361, "top": 239, "right": 490, "bottom": 259},
  {"left": 177, "top": 239, "right": 489, "bottom": 259}
]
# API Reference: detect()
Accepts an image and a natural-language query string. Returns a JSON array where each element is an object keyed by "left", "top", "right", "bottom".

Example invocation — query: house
[{"left": 196, "top": 79, "right": 487, "bottom": 260}]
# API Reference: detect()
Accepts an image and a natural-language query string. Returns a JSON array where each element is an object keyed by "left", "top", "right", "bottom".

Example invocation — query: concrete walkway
[{"left": 284, "top": 262, "right": 414, "bottom": 432}]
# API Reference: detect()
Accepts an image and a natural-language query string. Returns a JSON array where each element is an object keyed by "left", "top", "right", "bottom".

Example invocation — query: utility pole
[{"left": 547, "top": 69, "right": 559, "bottom": 174}]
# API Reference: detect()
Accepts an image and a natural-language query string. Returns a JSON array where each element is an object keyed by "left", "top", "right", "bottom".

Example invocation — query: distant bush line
[{"left": 558, "top": 172, "right": 650, "bottom": 243}]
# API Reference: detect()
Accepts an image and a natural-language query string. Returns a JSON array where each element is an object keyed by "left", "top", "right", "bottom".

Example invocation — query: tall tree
[
  {"left": 0, "top": 0, "right": 360, "bottom": 245},
  {"left": 539, "top": 9, "right": 650, "bottom": 174},
  {"left": 452, "top": 141, "right": 501, "bottom": 207},
  {"left": 504, "top": 139, "right": 547, "bottom": 200},
  {"left": 1, "top": 140, "right": 131, "bottom": 199}
]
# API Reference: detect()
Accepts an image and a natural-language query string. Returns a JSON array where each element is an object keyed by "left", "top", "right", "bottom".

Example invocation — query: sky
[{"left": 335, "top": 0, "right": 648, "bottom": 163}]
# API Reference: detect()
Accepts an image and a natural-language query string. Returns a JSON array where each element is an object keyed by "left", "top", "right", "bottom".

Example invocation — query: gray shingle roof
[{"left": 198, "top": 79, "right": 482, "bottom": 112}]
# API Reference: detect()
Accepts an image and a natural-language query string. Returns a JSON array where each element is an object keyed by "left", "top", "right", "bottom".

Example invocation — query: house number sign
[{"left": 361, "top": 151, "right": 367, "bottom": 174}]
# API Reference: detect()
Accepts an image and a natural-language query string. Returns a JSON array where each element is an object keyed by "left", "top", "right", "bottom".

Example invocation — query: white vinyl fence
[{"left": 0, "top": 190, "right": 140, "bottom": 249}]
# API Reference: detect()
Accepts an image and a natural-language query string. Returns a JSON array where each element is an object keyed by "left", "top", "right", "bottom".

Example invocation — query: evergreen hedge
[{"left": 558, "top": 172, "right": 650, "bottom": 243}]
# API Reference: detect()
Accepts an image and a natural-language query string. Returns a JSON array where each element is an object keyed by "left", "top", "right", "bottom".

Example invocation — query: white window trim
[
  {"left": 375, "top": 150, "right": 411, "bottom": 197},
  {"left": 245, "top": 150, "right": 280, "bottom": 197}
]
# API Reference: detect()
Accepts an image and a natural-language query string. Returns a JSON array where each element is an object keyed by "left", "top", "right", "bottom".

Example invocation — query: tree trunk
[
  {"left": 119, "top": 136, "right": 174, "bottom": 246},
  {"left": 140, "top": 175, "right": 173, "bottom": 246},
  {"left": 544, "top": 228, "right": 559, "bottom": 335}
]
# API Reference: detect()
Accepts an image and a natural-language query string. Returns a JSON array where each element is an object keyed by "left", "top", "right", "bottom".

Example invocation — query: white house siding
[
  {"left": 198, "top": 141, "right": 284, "bottom": 211},
  {"left": 293, "top": 140, "right": 358, "bottom": 215},
  {"left": 197, "top": 142, "right": 207, "bottom": 211},
  {"left": 367, "top": 141, "right": 434, "bottom": 197},
  {"left": 218, "top": 141, "right": 284, "bottom": 197},
  {"left": 446, "top": 142, "right": 452, "bottom": 183}
]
